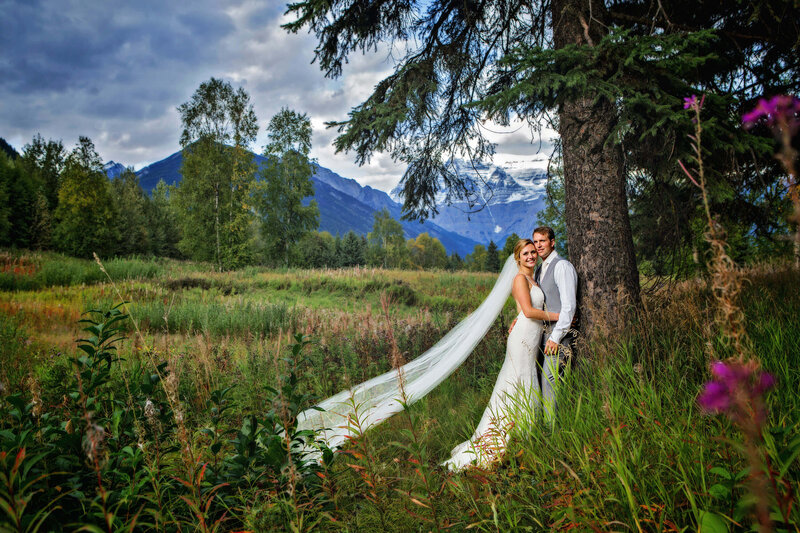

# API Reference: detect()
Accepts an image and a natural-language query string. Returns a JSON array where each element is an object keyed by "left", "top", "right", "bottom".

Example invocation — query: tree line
[
  {"left": 0, "top": 132, "right": 509, "bottom": 271},
  {"left": 0, "top": 78, "right": 505, "bottom": 271}
]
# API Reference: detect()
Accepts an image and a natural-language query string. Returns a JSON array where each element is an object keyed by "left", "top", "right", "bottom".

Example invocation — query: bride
[
  {"left": 295, "top": 239, "right": 557, "bottom": 468},
  {"left": 443, "top": 239, "right": 557, "bottom": 470}
]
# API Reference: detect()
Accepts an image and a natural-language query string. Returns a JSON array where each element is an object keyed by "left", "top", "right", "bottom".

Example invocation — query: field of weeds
[{"left": 1, "top": 250, "right": 798, "bottom": 531}]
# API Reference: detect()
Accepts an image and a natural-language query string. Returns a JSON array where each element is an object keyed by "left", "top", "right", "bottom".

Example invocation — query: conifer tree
[
  {"left": 0, "top": 153, "right": 14, "bottom": 245},
  {"left": 486, "top": 240, "right": 501, "bottom": 272},
  {"left": 53, "top": 137, "right": 118, "bottom": 258},
  {"left": 340, "top": 230, "right": 366, "bottom": 267},
  {"left": 447, "top": 252, "right": 464, "bottom": 271},
  {"left": 0, "top": 150, "right": 48, "bottom": 249},
  {"left": 284, "top": 0, "right": 800, "bottom": 334},
  {"left": 111, "top": 168, "right": 151, "bottom": 256}
]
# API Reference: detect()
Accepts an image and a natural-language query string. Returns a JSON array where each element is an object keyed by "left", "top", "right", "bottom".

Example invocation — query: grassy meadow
[{"left": 1, "top": 249, "right": 798, "bottom": 532}]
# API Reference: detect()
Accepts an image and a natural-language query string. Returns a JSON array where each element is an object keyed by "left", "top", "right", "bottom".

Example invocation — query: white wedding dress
[{"left": 442, "top": 282, "right": 544, "bottom": 470}]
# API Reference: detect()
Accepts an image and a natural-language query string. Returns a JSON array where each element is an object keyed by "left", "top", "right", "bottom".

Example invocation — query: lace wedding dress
[
  {"left": 442, "top": 282, "right": 544, "bottom": 470},
  {"left": 296, "top": 255, "right": 526, "bottom": 459}
]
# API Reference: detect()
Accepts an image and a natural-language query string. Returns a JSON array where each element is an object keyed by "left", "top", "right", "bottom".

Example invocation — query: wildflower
[
  {"left": 683, "top": 93, "right": 705, "bottom": 111},
  {"left": 742, "top": 94, "right": 800, "bottom": 134},
  {"left": 145, "top": 395, "right": 166, "bottom": 434},
  {"left": 698, "top": 359, "right": 775, "bottom": 416},
  {"left": 697, "top": 381, "right": 730, "bottom": 411},
  {"left": 144, "top": 399, "right": 155, "bottom": 417}
]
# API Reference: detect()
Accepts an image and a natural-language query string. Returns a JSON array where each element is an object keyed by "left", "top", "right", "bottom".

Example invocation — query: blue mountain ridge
[{"left": 131, "top": 149, "right": 483, "bottom": 256}]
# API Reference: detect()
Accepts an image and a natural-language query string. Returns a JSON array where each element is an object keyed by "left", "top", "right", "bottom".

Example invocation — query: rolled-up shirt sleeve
[{"left": 549, "top": 261, "right": 578, "bottom": 344}]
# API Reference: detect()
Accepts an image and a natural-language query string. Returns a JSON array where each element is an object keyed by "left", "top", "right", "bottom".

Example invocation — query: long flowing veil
[{"left": 297, "top": 254, "right": 519, "bottom": 452}]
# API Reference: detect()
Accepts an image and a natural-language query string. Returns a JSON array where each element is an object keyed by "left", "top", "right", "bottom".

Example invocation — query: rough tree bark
[{"left": 552, "top": 0, "right": 642, "bottom": 336}]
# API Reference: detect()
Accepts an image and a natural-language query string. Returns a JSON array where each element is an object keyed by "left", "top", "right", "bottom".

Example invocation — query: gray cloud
[{"left": 1, "top": 0, "right": 554, "bottom": 191}]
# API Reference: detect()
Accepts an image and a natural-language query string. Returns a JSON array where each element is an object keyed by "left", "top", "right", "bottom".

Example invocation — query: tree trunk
[
  {"left": 551, "top": 0, "right": 641, "bottom": 337},
  {"left": 214, "top": 184, "right": 221, "bottom": 272}
]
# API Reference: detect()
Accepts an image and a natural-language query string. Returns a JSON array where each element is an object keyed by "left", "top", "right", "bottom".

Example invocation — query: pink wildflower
[
  {"left": 698, "top": 360, "right": 775, "bottom": 416},
  {"left": 742, "top": 94, "right": 800, "bottom": 134}
]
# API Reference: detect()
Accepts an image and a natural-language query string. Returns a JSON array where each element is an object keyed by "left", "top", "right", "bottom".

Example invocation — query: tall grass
[
  {"left": 1, "top": 247, "right": 797, "bottom": 531},
  {"left": 317, "top": 263, "right": 799, "bottom": 532},
  {"left": 0, "top": 251, "right": 165, "bottom": 290}
]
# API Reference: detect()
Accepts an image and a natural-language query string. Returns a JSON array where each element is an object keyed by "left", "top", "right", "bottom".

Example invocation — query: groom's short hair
[{"left": 533, "top": 226, "right": 555, "bottom": 241}]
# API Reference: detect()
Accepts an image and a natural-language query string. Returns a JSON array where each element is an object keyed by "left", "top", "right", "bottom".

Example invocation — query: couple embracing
[
  {"left": 296, "top": 226, "right": 578, "bottom": 470},
  {"left": 443, "top": 226, "right": 578, "bottom": 470}
]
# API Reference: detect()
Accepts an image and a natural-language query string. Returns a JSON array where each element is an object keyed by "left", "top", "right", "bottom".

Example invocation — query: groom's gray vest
[{"left": 535, "top": 256, "right": 566, "bottom": 313}]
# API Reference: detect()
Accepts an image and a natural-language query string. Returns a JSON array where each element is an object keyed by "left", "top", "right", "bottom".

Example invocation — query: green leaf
[
  {"left": 698, "top": 511, "right": 729, "bottom": 532},
  {"left": 708, "top": 483, "right": 730, "bottom": 499},
  {"left": 709, "top": 466, "right": 733, "bottom": 480}
]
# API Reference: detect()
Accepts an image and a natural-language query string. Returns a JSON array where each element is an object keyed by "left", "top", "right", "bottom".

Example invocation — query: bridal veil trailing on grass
[{"left": 297, "top": 255, "right": 519, "bottom": 452}]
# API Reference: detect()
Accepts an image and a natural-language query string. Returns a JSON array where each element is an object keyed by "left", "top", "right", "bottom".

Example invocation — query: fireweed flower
[
  {"left": 683, "top": 94, "right": 698, "bottom": 109},
  {"left": 698, "top": 360, "right": 775, "bottom": 420},
  {"left": 742, "top": 94, "right": 800, "bottom": 134}
]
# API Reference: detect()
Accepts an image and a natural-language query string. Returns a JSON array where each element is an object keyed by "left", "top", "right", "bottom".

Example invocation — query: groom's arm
[{"left": 548, "top": 261, "right": 578, "bottom": 345}]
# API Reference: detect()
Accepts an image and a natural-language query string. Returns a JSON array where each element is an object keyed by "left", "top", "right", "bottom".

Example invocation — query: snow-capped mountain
[
  {"left": 103, "top": 161, "right": 126, "bottom": 179},
  {"left": 390, "top": 159, "right": 550, "bottom": 245}
]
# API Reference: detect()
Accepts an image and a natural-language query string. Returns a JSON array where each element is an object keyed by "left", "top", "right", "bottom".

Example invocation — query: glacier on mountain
[{"left": 390, "top": 159, "right": 550, "bottom": 246}]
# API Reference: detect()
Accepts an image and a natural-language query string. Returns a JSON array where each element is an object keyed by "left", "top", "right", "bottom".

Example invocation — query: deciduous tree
[
  {"left": 148, "top": 180, "right": 182, "bottom": 258},
  {"left": 465, "top": 244, "right": 488, "bottom": 272},
  {"left": 407, "top": 232, "right": 447, "bottom": 269},
  {"left": 367, "top": 208, "right": 407, "bottom": 267},
  {"left": 176, "top": 78, "right": 258, "bottom": 270},
  {"left": 21, "top": 134, "right": 65, "bottom": 213},
  {"left": 255, "top": 108, "right": 319, "bottom": 267},
  {"left": 502, "top": 233, "right": 522, "bottom": 259}
]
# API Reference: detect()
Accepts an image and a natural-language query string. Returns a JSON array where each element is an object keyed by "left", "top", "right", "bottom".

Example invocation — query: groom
[{"left": 532, "top": 226, "right": 578, "bottom": 423}]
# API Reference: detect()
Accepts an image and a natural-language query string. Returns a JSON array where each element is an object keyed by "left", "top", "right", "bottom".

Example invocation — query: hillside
[
  {"left": 132, "top": 150, "right": 484, "bottom": 255},
  {"left": 131, "top": 149, "right": 549, "bottom": 255}
]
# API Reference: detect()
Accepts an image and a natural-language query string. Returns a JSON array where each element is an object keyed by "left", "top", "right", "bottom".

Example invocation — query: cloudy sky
[{"left": 1, "top": 0, "right": 555, "bottom": 193}]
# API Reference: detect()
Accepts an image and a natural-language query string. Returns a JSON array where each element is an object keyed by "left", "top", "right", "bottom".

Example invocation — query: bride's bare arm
[{"left": 511, "top": 275, "right": 558, "bottom": 321}]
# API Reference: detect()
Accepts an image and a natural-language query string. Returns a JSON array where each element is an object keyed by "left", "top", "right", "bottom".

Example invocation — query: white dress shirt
[{"left": 539, "top": 250, "right": 578, "bottom": 344}]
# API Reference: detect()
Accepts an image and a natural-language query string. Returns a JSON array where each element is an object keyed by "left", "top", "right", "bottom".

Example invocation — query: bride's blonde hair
[{"left": 513, "top": 238, "right": 535, "bottom": 264}]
